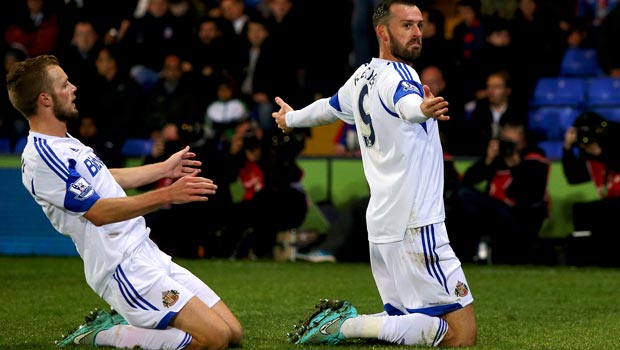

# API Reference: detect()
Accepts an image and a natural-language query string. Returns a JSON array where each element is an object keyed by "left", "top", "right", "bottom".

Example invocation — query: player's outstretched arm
[
  {"left": 397, "top": 85, "right": 450, "bottom": 124},
  {"left": 420, "top": 85, "right": 450, "bottom": 121},
  {"left": 273, "top": 96, "right": 341, "bottom": 131},
  {"left": 84, "top": 170, "right": 216, "bottom": 226},
  {"left": 272, "top": 96, "right": 295, "bottom": 133},
  {"left": 110, "top": 146, "right": 202, "bottom": 190}
]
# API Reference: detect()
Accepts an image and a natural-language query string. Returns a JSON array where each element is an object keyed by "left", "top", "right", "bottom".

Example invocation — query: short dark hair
[
  {"left": 373, "top": 0, "right": 418, "bottom": 28},
  {"left": 6, "top": 55, "right": 59, "bottom": 118}
]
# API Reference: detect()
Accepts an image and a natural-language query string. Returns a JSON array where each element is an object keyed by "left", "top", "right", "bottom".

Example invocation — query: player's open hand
[
  {"left": 164, "top": 146, "right": 202, "bottom": 179},
  {"left": 168, "top": 170, "right": 217, "bottom": 204},
  {"left": 272, "top": 96, "right": 294, "bottom": 133},
  {"left": 421, "top": 85, "right": 450, "bottom": 121}
]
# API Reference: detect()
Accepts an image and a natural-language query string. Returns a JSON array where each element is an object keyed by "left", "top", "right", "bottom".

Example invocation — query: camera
[
  {"left": 573, "top": 111, "right": 608, "bottom": 145},
  {"left": 576, "top": 123, "right": 607, "bottom": 145},
  {"left": 498, "top": 139, "right": 517, "bottom": 157}
]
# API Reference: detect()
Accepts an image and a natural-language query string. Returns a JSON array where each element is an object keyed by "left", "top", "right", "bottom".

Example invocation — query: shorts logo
[
  {"left": 162, "top": 290, "right": 179, "bottom": 308},
  {"left": 454, "top": 281, "right": 469, "bottom": 298}
]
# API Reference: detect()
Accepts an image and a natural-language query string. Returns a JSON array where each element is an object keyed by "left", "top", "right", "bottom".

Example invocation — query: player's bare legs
[
  {"left": 440, "top": 304, "right": 477, "bottom": 347},
  {"left": 172, "top": 297, "right": 243, "bottom": 350}
]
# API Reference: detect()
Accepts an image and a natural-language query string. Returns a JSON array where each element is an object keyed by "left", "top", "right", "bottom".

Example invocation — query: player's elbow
[{"left": 83, "top": 209, "right": 109, "bottom": 227}]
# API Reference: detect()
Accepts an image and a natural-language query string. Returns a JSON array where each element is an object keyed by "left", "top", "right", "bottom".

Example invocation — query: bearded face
[
  {"left": 387, "top": 28, "right": 422, "bottom": 66},
  {"left": 51, "top": 91, "right": 79, "bottom": 122},
  {"left": 46, "top": 65, "right": 79, "bottom": 123}
]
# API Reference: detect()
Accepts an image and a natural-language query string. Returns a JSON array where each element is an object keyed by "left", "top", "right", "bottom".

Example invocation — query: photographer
[
  {"left": 229, "top": 128, "right": 309, "bottom": 260},
  {"left": 562, "top": 111, "right": 620, "bottom": 266},
  {"left": 448, "top": 120, "right": 550, "bottom": 264}
]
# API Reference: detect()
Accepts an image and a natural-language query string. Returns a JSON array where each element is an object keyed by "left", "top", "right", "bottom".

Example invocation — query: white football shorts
[
  {"left": 101, "top": 239, "right": 220, "bottom": 329},
  {"left": 369, "top": 222, "right": 474, "bottom": 317}
]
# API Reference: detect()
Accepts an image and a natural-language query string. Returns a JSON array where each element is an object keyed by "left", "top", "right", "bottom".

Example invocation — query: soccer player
[
  {"left": 6, "top": 55, "right": 243, "bottom": 349},
  {"left": 272, "top": 0, "right": 476, "bottom": 347}
]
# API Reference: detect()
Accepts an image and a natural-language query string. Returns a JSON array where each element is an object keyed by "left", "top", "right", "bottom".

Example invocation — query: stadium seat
[
  {"left": 120, "top": 138, "right": 154, "bottom": 157},
  {"left": 586, "top": 77, "right": 620, "bottom": 107},
  {"left": 529, "top": 106, "right": 581, "bottom": 141},
  {"left": 559, "top": 48, "right": 604, "bottom": 77},
  {"left": 13, "top": 137, "right": 27, "bottom": 154},
  {"left": 531, "top": 77, "right": 587, "bottom": 108},
  {"left": 589, "top": 106, "right": 620, "bottom": 123},
  {"left": 537, "top": 140, "right": 564, "bottom": 160},
  {"left": 0, "top": 138, "right": 10, "bottom": 153}
]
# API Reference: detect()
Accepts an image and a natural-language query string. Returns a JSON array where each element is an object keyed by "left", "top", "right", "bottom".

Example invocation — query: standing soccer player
[
  {"left": 6, "top": 55, "right": 243, "bottom": 349},
  {"left": 273, "top": 0, "right": 476, "bottom": 347}
]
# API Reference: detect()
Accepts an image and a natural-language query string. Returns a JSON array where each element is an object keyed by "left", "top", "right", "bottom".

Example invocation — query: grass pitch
[{"left": 1, "top": 256, "right": 619, "bottom": 350}]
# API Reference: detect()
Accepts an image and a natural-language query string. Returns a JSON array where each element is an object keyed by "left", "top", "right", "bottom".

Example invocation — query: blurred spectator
[
  {"left": 59, "top": 19, "right": 102, "bottom": 112},
  {"left": 145, "top": 118, "right": 252, "bottom": 258},
  {"left": 450, "top": 120, "right": 550, "bottom": 264},
  {"left": 0, "top": 47, "right": 28, "bottom": 149},
  {"left": 415, "top": 7, "right": 457, "bottom": 79},
  {"left": 203, "top": 75, "right": 249, "bottom": 141},
  {"left": 230, "top": 128, "right": 308, "bottom": 260},
  {"left": 509, "top": 0, "right": 565, "bottom": 102},
  {"left": 4, "top": 0, "right": 60, "bottom": 57},
  {"left": 262, "top": 0, "right": 306, "bottom": 107},
  {"left": 121, "top": 0, "right": 194, "bottom": 92},
  {"left": 56, "top": 0, "right": 137, "bottom": 51},
  {"left": 466, "top": 69, "right": 526, "bottom": 157},
  {"left": 575, "top": 0, "right": 620, "bottom": 27},
  {"left": 420, "top": 65, "right": 467, "bottom": 156},
  {"left": 238, "top": 16, "right": 287, "bottom": 132},
  {"left": 350, "top": 0, "right": 381, "bottom": 69},
  {"left": 562, "top": 16, "right": 597, "bottom": 49},
  {"left": 188, "top": 16, "right": 245, "bottom": 108},
  {"left": 474, "top": 17, "right": 517, "bottom": 98},
  {"left": 295, "top": 0, "right": 352, "bottom": 101},
  {"left": 237, "top": 133, "right": 264, "bottom": 201},
  {"left": 219, "top": 0, "right": 256, "bottom": 46},
  {"left": 297, "top": 195, "right": 370, "bottom": 263},
  {"left": 143, "top": 53, "right": 202, "bottom": 140},
  {"left": 168, "top": 0, "right": 198, "bottom": 21},
  {"left": 561, "top": 111, "right": 620, "bottom": 265},
  {"left": 333, "top": 122, "right": 360, "bottom": 157},
  {"left": 78, "top": 44, "right": 147, "bottom": 160},
  {"left": 450, "top": 0, "right": 488, "bottom": 105},
  {"left": 77, "top": 115, "right": 125, "bottom": 168},
  {"left": 596, "top": 4, "right": 620, "bottom": 77}
]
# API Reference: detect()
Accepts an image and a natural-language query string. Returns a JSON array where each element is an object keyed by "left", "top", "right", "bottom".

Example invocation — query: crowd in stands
[
  {"left": 2, "top": 0, "right": 620, "bottom": 155},
  {"left": 2, "top": 0, "right": 620, "bottom": 263}
]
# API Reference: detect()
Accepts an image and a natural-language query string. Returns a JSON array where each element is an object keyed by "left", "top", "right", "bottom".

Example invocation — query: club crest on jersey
[
  {"left": 162, "top": 290, "right": 180, "bottom": 308},
  {"left": 400, "top": 81, "right": 420, "bottom": 94},
  {"left": 454, "top": 281, "right": 469, "bottom": 298},
  {"left": 68, "top": 177, "right": 95, "bottom": 200}
]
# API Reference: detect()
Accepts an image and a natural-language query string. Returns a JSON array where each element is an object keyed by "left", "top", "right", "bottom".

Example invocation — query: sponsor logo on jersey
[
  {"left": 400, "top": 81, "right": 420, "bottom": 94},
  {"left": 68, "top": 177, "right": 95, "bottom": 200},
  {"left": 454, "top": 281, "right": 469, "bottom": 298},
  {"left": 162, "top": 290, "right": 180, "bottom": 308}
]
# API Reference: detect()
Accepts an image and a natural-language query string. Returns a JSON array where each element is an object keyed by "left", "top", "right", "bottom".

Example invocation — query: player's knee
[
  {"left": 440, "top": 310, "right": 477, "bottom": 347},
  {"left": 191, "top": 336, "right": 229, "bottom": 350},
  {"left": 454, "top": 329, "right": 477, "bottom": 347},
  {"left": 192, "top": 325, "right": 233, "bottom": 350},
  {"left": 441, "top": 324, "right": 477, "bottom": 347}
]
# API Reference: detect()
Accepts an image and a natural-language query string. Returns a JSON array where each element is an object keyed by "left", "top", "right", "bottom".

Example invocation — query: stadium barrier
[{"left": 0, "top": 156, "right": 598, "bottom": 257}]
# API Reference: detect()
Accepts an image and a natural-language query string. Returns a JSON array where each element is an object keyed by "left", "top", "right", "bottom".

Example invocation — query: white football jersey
[
  {"left": 289, "top": 58, "right": 445, "bottom": 243},
  {"left": 21, "top": 132, "right": 151, "bottom": 295}
]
